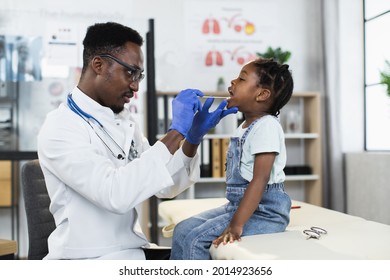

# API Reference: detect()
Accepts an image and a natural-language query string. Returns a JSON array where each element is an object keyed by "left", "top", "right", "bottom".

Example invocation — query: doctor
[{"left": 37, "top": 22, "right": 237, "bottom": 260}]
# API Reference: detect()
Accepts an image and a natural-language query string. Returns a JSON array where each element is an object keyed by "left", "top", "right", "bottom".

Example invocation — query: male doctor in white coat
[{"left": 37, "top": 22, "right": 237, "bottom": 260}]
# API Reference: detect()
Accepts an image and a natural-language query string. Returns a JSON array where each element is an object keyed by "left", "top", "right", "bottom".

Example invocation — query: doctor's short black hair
[{"left": 82, "top": 22, "right": 144, "bottom": 70}]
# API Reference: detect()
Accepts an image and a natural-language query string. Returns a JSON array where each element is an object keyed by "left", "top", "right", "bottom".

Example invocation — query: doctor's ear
[
  {"left": 91, "top": 56, "right": 104, "bottom": 74},
  {"left": 255, "top": 88, "right": 271, "bottom": 102}
]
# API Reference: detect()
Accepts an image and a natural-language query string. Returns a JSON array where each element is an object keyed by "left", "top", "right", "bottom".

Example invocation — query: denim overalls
[{"left": 170, "top": 119, "right": 291, "bottom": 260}]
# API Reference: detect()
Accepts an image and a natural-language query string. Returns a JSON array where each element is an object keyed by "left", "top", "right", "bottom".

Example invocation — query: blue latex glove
[
  {"left": 186, "top": 97, "right": 238, "bottom": 145},
  {"left": 169, "top": 89, "right": 204, "bottom": 137}
]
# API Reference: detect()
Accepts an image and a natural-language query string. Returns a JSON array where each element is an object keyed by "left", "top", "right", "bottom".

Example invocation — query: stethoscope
[{"left": 67, "top": 94, "right": 130, "bottom": 160}]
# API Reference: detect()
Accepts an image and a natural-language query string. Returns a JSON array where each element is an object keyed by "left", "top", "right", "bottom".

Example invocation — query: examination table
[{"left": 158, "top": 198, "right": 390, "bottom": 259}]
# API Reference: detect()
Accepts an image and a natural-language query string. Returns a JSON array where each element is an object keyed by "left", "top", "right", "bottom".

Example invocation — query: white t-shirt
[{"left": 234, "top": 115, "right": 286, "bottom": 183}]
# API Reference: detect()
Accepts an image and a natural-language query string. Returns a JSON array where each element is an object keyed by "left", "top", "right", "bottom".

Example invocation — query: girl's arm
[{"left": 212, "top": 152, "right": 276, "bottom": 247}]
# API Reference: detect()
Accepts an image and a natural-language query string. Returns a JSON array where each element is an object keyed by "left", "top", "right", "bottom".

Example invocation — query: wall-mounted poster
[{"left": 156, "top": 0, "right": 279, "bottom": 92}]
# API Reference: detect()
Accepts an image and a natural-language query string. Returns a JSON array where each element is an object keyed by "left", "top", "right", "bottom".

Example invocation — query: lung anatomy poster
[{"left": 184, "top": 0, "right": 276, "bottom": 70}]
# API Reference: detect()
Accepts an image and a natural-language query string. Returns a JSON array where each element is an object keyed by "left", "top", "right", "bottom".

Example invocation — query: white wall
[{"left": 0, "top": 0, "right": 366, "bottom": 258}]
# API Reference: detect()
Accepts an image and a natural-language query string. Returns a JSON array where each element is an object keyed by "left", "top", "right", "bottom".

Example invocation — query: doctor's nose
[{"left": 129, "top": 80, "right": 139, "bottom": 92}]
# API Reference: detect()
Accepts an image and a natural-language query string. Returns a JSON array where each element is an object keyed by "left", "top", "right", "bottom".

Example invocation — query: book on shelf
[
  {"left": 167, "top": 96, "right": 174, "bottom": 131},
  {"left": 211, "top": 138, "right": 221, "bottom": 178},
  {"left": 220, "top": 138, "right": 229, "bottom": 178},
  {"left": 200, "top": 138, "right": 211, "bottom": 177},
  {"left": 157, "top": 96, "right": 166, "bottom": 134},
  {"left": 156, "top": 95, "right": 173, "bottom": 136},
  {"left": 199, "top": 137, "right": 231, "bottom": 179}
]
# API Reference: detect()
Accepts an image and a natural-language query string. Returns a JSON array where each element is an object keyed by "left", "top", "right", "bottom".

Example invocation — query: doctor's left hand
[
  {"left": 186, "top": 97, "right": 238, "bottom": 145},
  {"left": 169, "top": 88, "right": 204, "bottom": 138}
]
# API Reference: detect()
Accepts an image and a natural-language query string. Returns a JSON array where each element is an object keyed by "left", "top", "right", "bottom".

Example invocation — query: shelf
[
  {"left": 198, "top": 177, "right": 226, "bottom": 183},
  {"left": 158, "top": 133, "right": 319, "bottom": 140},
  {"left": 285, "top": 133, "right": 319, "bottom": 139},
  {"left": 285, "top": 175, "right": 319, "bottom": 181},
  {"left": 198, "top": 174, "right": 319, "bottom": 183},
  {"left": 154, "top": 91, "right": 322, "bottom": 206}
]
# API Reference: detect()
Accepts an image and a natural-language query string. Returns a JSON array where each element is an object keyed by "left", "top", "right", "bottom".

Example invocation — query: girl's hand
[{"left": 212, "top": 225, "right": 243, "bottom": 248}]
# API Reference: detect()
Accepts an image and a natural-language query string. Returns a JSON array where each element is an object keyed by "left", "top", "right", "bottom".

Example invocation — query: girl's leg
[
  {"left": 182, "top": 212, "right": 231, "bottom": 259},
  {"left": 170, "top": 205, "right": 232, "bottom": 260},
  {"left": 170, "top": 215, "right": 205, "bottom": 260}
]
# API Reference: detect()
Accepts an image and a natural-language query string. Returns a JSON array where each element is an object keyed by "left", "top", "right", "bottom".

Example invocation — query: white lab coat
[{"left": 37, "top": 87, "right": 200, "bottom": 259}]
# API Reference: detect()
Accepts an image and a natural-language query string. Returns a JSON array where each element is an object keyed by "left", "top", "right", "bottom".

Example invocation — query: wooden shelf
[
  {"left": 149, "top": 90, "right": 323, "bottom": 245},
  {"left": 198, "top": 174, "right": 320, "bottom": 183},
  {"left": 285, "top": 133, "right": 319, "bottom": 139},
  {"left": 286, "top": 92, "right": 322, "bottom": 206},
  {"left": 0, "top": 239, "right": 17, "bottom": 257},
  {"left": 154, "top": 91, "right": 323, "bottom": 206}
]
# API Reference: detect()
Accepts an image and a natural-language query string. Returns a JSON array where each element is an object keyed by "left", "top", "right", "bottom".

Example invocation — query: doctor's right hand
[{"left": 169, "top": 89, "right": 204, "bottom": 137}]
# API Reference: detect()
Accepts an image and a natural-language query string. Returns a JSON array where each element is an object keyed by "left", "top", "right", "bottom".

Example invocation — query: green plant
[
  {"left": 256, "top": 47, "right": 291, "bottom": 64},
  {"left": 380, "top": 60, "right": 390, "bottom": 97}
]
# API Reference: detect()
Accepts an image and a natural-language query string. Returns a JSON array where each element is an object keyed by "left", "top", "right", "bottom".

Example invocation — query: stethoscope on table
[
  {"left": 303, "top": 226, "right": 328, "bottom": 240},
  {"left": 67, "top": 94, "right": 138, "bottom": 161}
]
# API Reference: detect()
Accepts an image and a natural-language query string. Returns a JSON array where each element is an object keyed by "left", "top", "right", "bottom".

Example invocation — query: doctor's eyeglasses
[
  {"left": 303, "top": 226, "right": 327, "bottom": 240},
  {"left": 98, "top": 54, "right": 145, "bottom": 82}
]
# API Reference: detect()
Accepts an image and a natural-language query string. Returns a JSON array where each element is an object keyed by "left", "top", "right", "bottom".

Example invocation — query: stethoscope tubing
[{"left": 66, "top": 94, "right": 126, "bottom": 160}]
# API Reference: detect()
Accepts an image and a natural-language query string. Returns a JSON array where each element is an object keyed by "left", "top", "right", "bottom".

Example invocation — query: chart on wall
[
  {"left": 184, "top": 0, "right": 279, "bottom": 91},
  {"left": 156, "top": 0, "right": 280, "bottom": 92}
]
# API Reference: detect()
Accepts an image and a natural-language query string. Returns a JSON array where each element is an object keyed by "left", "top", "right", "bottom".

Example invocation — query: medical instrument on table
[
  {"left": 67, "top": 94, "right": 138, "bottom": 161},
  {"left": 303, "top": 226, "right": 327, "bottom": 240}
]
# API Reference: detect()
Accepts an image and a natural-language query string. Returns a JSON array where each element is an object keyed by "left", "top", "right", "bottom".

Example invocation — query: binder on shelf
[
  {"left": 211, "top": 138, "right": 222, "bottom": 177},
  {"left": 220, "top": 138, "right": 229, "bottom": 178},
  {"left": 167, "top": 96, "right": 174, "bottom": 130},
  {"left": 200, "top": 139, "right": 211, "bottom": 177},
  {"left": 0, "top": 161, "right": 11, "bottom": 207},
  {"left": 157, "top": 96, "right": 166, "bottom": 134}
]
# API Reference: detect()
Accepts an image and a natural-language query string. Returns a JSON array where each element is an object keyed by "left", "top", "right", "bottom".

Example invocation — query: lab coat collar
[{"left": 70, "top": 86, "right": 117, "bottom": 122}]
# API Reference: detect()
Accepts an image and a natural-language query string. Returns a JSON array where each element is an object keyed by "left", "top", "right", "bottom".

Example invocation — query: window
[{"left": 364, "top": 0, "right": 390, "bottom": 150}]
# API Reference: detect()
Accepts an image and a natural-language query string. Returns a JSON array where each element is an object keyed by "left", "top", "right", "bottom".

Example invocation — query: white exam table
[{"left": 158, "top": 198, "right": 390, "bottom": 259}]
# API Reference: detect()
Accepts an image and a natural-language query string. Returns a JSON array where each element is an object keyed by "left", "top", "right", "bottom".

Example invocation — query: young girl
[{"left": 170, "top": 57, "right": 294, "bottom": 260}]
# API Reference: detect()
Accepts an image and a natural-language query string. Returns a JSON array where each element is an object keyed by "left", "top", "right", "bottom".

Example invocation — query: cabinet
[
  {"left": 148, "top": 90, "right": 322, "bottom": 242},
  {"left": 281, "top": 92, "right": 322, "bottom": 206},
  {"left": 155, "top": 91, "right": 322, "bottom": 202},
  {"left": 0, "top": 82, "right": 18, "bottom": 235},
  {"left": 0, "top": 82, "right": 15, "bottom": 210}
]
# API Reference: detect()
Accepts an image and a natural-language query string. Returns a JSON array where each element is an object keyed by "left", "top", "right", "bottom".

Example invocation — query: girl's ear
[{"left": 255, "top": 88, "right": 271, "bottom": 102}]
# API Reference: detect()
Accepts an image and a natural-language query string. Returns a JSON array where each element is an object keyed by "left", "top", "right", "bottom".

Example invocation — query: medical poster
[
  {"left": 156, "top": 0, "right": 279, "bottom": 92},
  {"left": 185, "top": 1, "right": 277, "bottom": 73},
  {"left": 44, "top": 23, "right": 80, "bottom": 67}
]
